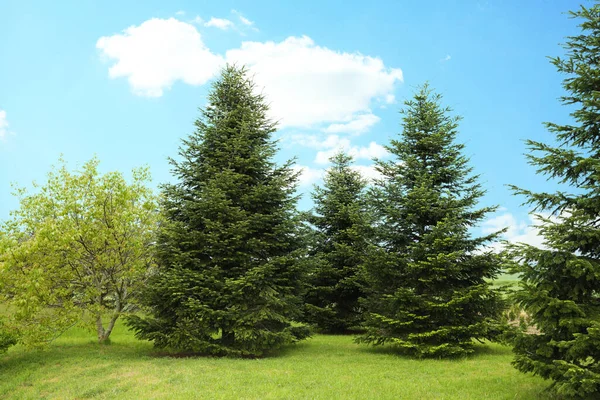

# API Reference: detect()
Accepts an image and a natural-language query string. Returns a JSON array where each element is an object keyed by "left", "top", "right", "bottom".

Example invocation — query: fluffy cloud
[
  {"left": 96, "top": 18, "right": 224, "bottom": 97},
  {"left": 292, "top": 165, "right": 324, "bottom": 186},
  {"left": 352, "top": 142, "right": 388, "bottom": 160},
  {"left": 351, "top": 164, "right": 382, "bottom": 181},
  {"left": 313, "top": 135, "right": 388, "bottom": 164},
  {"left": 204, "top": 17, "right": 234, "bottom": 30},
  {"left": 288, "top": 132, "right": 388, "bottom": 164},
  {"left": 97, "top": 20, "right": 402, "bottom": 129},
  {"left": 0, "top": 110, "right": 10, "bottom": 140},
  {"left": 323, "top": 113, "right": 380, "bottom": 135},
  {"left": 226, "top": 36, "right": 402, "bottom": 128},
  {"left": 481, "top": 212, "right": 559, "bottom": 251},
  {"left": 292, "top": 163, "right": 381, "bottom": 187}
]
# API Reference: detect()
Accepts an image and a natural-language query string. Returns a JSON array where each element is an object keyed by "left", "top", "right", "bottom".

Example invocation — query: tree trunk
[
  {"left": 96, "top": 312, "right": 120, "bottom": 344},
  {"left": 96, "top": 314, "right": 107, "bottom": 343}
]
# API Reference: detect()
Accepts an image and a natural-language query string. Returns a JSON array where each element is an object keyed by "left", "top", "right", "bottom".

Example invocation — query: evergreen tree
[
  {"left": 303, "top": 152, "right": 371, "bottom": 333},
  {"left": 357, "top": 85, "right": 504, "bottom": 358},
  {"left": 507, "top": 5, "right": 600, "bottom": 397},
  {"left": 127, "top": 65, "right": 308, "bottom": 357}
]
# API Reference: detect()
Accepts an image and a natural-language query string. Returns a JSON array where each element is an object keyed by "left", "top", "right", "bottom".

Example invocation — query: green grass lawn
[
  {"left": 490, "top": 272, "right": 520, "bottom": 290},
  {"left": 0, "top": 321, "right": 549, "bottom": 400}
]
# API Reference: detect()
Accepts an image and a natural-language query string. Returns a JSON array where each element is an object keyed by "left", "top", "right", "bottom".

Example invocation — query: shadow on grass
[
  {"left": 355, "top": 340, "right": 513, "bottom": 361},
  {"left": 471, "top": 342, "right": 513, "bottom": 356},
  {"left": 0, "top": 341, "right": 152, "bottom": 375},
  {"left": 310, "top": 328, "right": 366, "bottom": 336},
  {"left": 272, "top": 339, "right": 312, "bottom": 358},
  {"left": 148, "top": 338, "right": 313, "bottom": 360},
  {"left": 514, "top": 384, "right": 553, "bottom": 400}
]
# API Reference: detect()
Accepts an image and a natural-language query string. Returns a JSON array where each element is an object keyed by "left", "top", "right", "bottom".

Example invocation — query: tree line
[{"left": 2, "top": 4, "right": 600, "bottom": 398}]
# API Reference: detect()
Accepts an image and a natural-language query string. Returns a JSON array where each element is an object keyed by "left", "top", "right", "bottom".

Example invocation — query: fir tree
[
  {"left": 357, "top": 85, "right": 504, "bottom": 358},
  {"left": 126, "top": 65, "right": 308, "bottom": 357},
  {"left": 507, "top": 5, "right": 600, "bottom": 397},
  {"left": 303, "top": 152, "right": 371, "bottom": 333}
]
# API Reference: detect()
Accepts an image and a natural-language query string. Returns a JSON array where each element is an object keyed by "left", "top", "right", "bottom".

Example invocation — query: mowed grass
[
  {"left": 0, "top": 321, "right": 549, "bottom": 400},
  {"left": 490, "top": 272, "right": 520, "bottom": 290}
]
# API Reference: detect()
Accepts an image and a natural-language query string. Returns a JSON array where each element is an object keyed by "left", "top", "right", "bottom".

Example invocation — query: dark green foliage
[
  {"left": 357, "top": 85, "right": 504, "bottom": 358},
  {"left": 507, "top": 5, "right": 600, "bottom": 398},
  {"left": 302, "top": 152, "right": 371, "bottom": 333},
  {"left": 126, "top": 65, "right": 308, "bottom": 357}
]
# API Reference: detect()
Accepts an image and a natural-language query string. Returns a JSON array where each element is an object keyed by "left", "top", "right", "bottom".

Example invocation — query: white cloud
[
  {"left": 239, "top": 15, "right": 253, "bottom": 26},
  {"left": 314, "top": 136, "right": 388, "bottom": 164},
  {"left": 96, "top": 18, "right": 224, "bottom": 97},
  {"left": 286, "top": 133, "right": 323, "bottom": 149},
  {"left": 97, "top": 20, "right": 402, "bottom": 128},
  {"left": 481, "top": 212, "right": 559, "bottom": 251},
  {"left": 351, "top": 164, "right": 382, "bottom": 181},
  {"left": 226, "top": 35, "right": 403, "bottom": 128},
  {"left": 312, "top": 135, "right": 350, "bottom": 163},
  {"left": 292, "top": 165, "right": 324, "bottom": 186},
  {"left": 175, "top": 10, "right": 185, "bottom": 16},
  {"left": 191, "top": 16, "right": 204, "bottom": 25},
  {"left": 353, "top": 142, "right": 388, "bottom": 160},
  {"left": 204, "top": 17, "right": 235, "bottom": 30},
  {"left": 0, "top": 110, "right": 10, "bottom": 140},
  {"left": 292, "top": 163, "right": 381, "bottom": 186},
  {"left": 323, "top": 113, "right": 380, "bottom": 135},
  {"left": 441, "top": 54, "right": 451, "bottom": 62},
  {"left": 287, "top": 132, "right": 388, "bottom": 165},
  {"left": 314, "top": 149, "right": 338, "bottom": 165},
  {"left": 231, "top": 9, "right": 256, "bottom": 28}
]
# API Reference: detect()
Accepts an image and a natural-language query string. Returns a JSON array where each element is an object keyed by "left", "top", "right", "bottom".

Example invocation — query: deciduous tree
[{"left": 0, "top": 157, "right": 158, "bottom": 345}]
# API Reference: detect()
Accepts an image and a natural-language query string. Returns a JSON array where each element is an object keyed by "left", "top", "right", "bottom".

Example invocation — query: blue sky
[{"left": 0, "top": 0, "right": 586, "bottom": 245}]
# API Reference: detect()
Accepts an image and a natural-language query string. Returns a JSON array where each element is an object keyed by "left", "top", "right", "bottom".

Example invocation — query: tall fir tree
[
  {"left": 303, "top": 152, "right": 371, "bottom": 333},
  {"left": 126, "top": 65, "right": 308, "bottom": 357},
  {"left": 507, "top": 5, "right": 600, "bottom": 397},
  {"left": 357, "top": 85, "right": 504, "bottom": 358}
]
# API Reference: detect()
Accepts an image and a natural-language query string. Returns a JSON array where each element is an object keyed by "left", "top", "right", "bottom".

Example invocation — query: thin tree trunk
[
  {"left": 96, "top": 313, "right": 106, "bottom": 343},
  {"left": 96, "top": 312, "right": 120, "bottom": 344},
  {"left": 102, "top": 313, "right": 120, "bottom": 342}
]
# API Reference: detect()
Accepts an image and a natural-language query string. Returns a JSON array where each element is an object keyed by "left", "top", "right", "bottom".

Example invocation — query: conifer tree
[
  {"left": 127, "top": 65, "right": 308, "bottom": 357},
  {"left": 357, "top": 85, "right": 504, "bottom": 357},
  {"left": 303, "top": 152, "right": 371, "bottom": 333},
  {"left": 507, "top": 5, "right": 600, "bottom": 397}
]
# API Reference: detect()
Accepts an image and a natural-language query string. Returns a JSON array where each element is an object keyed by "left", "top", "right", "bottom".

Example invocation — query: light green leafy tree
[{"left": 0, "top": 157, "right": 158, "bottom": 346}]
